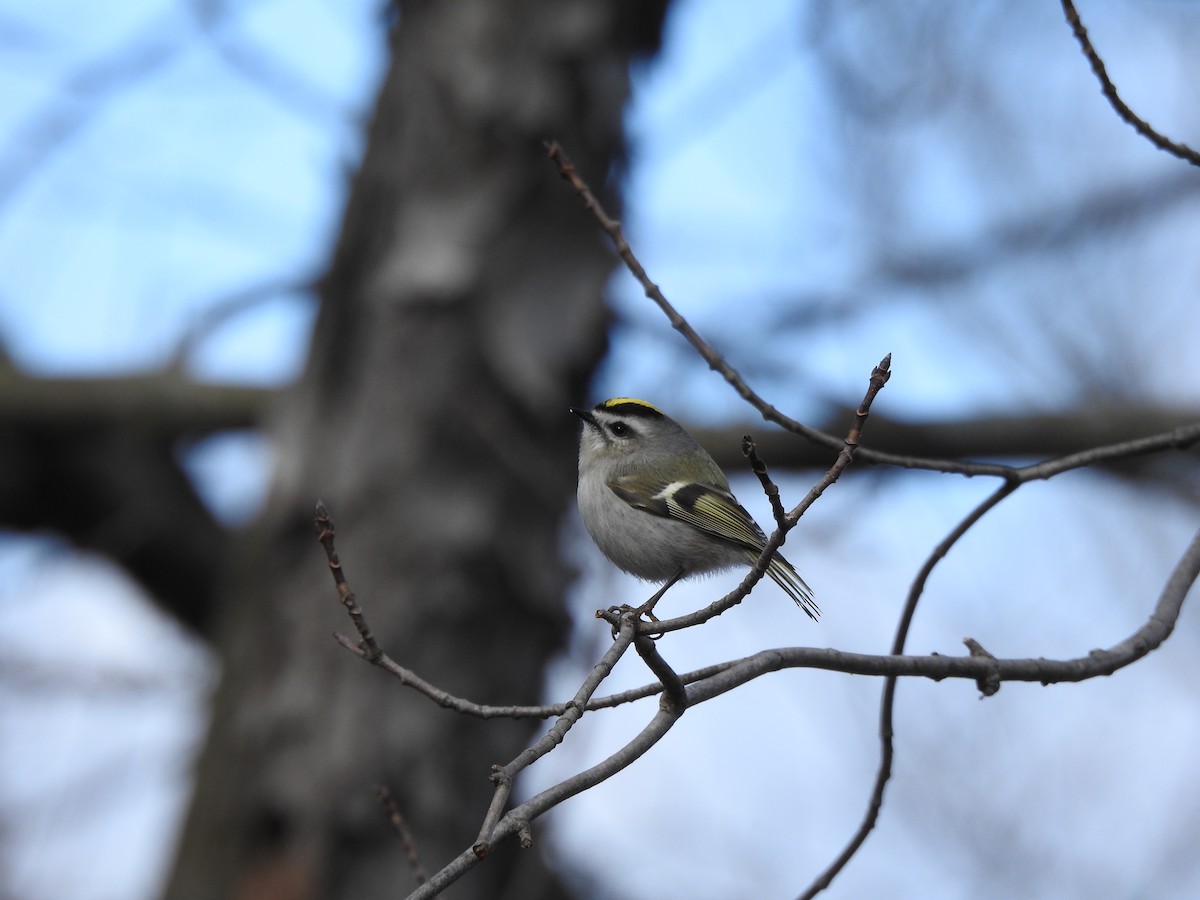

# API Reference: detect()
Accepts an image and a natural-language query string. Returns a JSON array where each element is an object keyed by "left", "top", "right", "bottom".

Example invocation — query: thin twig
[
  {"left": 1060, "top": 0, "right": 1200, "bottom": 166},
  {"left": 315, "top": 502, "right": 382, "bottom": 661},
  {"left": 406, "top": 700, "right": 688, "bottom": 900},
  {"left": 1018, "top": 421, "right": 1200, "bottom": 481},
  {"left": 474, "top": 616, "right": 639, "bottom": 854},
  {"left": 743, "top": 435, "right": 788, "bottom": 528},
  {"left": 546, "top": 140, "right": 1015, "bottom": 477},
  {"left": 782, "top": 353, "right": 892, "bottom": 534},
  {"left": 377, "top": 786, "right": 429, "bottom": 886}
]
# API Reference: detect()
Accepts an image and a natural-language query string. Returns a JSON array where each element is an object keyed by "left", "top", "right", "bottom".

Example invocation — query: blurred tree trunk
[{"left": 163, "top": 3, "right": 667, "bottom": 898}]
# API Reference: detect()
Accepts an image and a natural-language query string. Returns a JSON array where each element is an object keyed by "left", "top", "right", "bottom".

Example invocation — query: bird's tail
[{"left": 756, "top": 552, "right": 820, "bottom": 621}]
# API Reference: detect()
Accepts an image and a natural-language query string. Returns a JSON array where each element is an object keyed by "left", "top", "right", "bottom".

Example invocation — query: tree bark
[{"left": 163, "top": 3, "right": 667, "bottom": 898}]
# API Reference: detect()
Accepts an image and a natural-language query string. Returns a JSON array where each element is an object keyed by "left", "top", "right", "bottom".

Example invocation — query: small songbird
[{"left": 571, "top": 398, "right": 818, "bottom": 619}]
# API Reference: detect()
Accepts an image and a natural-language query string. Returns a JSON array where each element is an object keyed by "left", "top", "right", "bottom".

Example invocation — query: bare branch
[
  {"left": 314, "top": 138, "right": 1200, "bottom": 900},
  {"left": 1061, "top": 0, "right": 1200, "bottom": 166},
  {"left": 1019, "top": 421, "right": 1200, "bottom": 480},
  {"left": 315, "top": 502, "right": 382, "bottom": 662},
  {"left": 633, "top": 633, "right": 687, "bottom": 712},
  {"left": 475, "top": 616, "right": 638, "bottom": 853},
  {"left": 321, "top": 506, "right": 1200, "bottom": 898},
  {"left": 547, "top": 140, "right": 1024, "bottom": 477},
  {"left": 407, "top": 700, "right": 686, "bottom": 900},
  {"left": 376, "top": 786, "right": 428, "bottom": 887},
  {"left": 402, "top": 516, "right": 1199, "bottom": 899},
  {"left": 742, "top": 435, "right": 788, "bottom": 528},
  {"left": 689, "top": 522, "right": 1200, "bottom": 697}
]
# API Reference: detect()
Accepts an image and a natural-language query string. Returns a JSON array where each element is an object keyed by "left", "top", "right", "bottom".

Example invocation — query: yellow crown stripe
[{"left": 601, "top": 397, "right": 662, "bottom": 414}]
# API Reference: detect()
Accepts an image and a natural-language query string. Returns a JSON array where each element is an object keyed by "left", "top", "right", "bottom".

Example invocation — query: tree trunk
[{"left": 163, "top": 3, "right": 667, "bottom": 897}]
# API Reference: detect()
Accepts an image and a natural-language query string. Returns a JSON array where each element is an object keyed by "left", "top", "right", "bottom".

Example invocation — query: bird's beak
[{"left": 570, "top": 407, "right": 595, "bottom": 427}]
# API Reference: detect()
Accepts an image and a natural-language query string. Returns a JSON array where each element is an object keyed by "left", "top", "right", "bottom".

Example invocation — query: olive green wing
[
  {"left": 607, "top": 477, "right": 762, "bottom": 547},
  {"left": 608, "top": 475, "right": 819, "bottom": 620}
]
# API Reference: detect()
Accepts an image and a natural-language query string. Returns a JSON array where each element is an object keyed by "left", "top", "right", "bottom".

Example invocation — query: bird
[{"left": 571, "top": 397, "right": 818, "bottom": 620}]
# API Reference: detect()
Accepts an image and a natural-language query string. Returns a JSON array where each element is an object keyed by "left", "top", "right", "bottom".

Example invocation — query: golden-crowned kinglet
[{"left": 572, "top": 397, "right": 818, "bottom": 620}]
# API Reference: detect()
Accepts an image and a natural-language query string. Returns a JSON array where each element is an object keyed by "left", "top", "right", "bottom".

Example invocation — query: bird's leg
[
  {"left": 634, "top": 568, "right": 685, "bottom": 619},
  {"left": 603, "top": 570, "right": 685, "bottom": 638}
]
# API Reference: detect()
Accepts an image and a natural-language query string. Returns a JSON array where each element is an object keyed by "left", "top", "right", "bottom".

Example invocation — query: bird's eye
[{"left": 609, "top": 421, "right": 630, "bottom": 438}]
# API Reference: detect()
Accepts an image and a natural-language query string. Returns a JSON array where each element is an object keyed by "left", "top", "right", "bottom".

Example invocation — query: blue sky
[{"left": 2, "top": 2, "right": 1199, "bottom": 898}]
